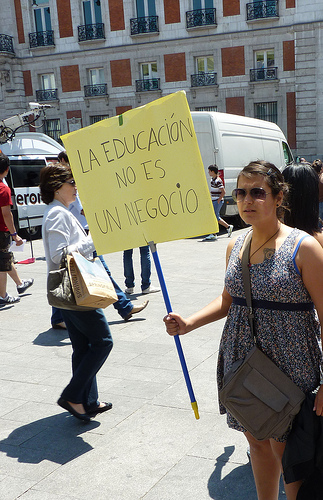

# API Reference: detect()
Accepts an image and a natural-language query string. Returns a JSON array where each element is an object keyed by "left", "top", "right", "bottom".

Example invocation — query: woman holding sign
[
  {"left": 164, "top": 161, "right": 323, "bottom": 499},
  {"left": 40, "top": 163, "right": 113, "bottom": 422}
]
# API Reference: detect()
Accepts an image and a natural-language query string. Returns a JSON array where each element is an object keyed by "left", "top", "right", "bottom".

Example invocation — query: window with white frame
[
  {"left": 192, "top": 0, "right": 214, "bottom": 9},
  {"left": 254, "top": 102, "right": 277, "bottom": 123},
  {"left": 196, "top": 56, "right": 214, "bottom": 73},
  {"left": 255, "top": 49, "right": 275, "bottom": 69},
  {"left": 136, "top": 0, "right": 156, "bottom": 17},
  {"left": 33, "top": 0, "right": 52, "bottom": 32},
  {"left": 41, "top": 73, "right": 55, "bottom": 90},
  {"left": 140, "top": 62, "right": 158, "bottom": 80},
  {"left": 88, "top": 68, "right": 105, "bottom": 85},
  {"left": 83, "top": 0, "right": 102, "bottom": 24}
]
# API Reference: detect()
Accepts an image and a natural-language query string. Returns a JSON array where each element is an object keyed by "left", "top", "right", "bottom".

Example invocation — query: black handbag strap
[{"left": 241, "top": 231, "right": 256, "bottom": 343}]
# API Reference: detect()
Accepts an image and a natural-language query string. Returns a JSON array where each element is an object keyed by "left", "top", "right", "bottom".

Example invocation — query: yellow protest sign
[{"left": 61, "top": 91, "right": 218, "bottom": 254}]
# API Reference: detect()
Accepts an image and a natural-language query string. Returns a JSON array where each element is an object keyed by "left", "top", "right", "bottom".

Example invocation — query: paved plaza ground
[{"left": 0, "top": 229, "right": 286, "bottom": 499}]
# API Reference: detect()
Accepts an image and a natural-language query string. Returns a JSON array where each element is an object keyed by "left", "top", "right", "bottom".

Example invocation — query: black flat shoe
[
  {"left": 87, "top": 402, "right": 112, "bottom": 417},
  {"left": 57, "top": 397, "right": 91, "bottom": 422}
]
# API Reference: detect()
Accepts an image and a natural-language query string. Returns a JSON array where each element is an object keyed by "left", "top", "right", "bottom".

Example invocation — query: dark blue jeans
[
  {"left": 123, "top": 246, "right": 151, "bottom": 291},
  {"left": 97, "top": 255, "right": 132, "bottom": 319},
  {"left": 60, "top": 308, "right": 113, "bottom": 411}
]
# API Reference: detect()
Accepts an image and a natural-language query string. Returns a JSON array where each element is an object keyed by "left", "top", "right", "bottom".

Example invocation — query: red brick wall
[
  {"left": 222, "top": 46, "right": 245, "bottom": 77},
  {"left": 14, "top": 0, "right": 25, "bottom": 44},
  {"left": 283, "top": 41, "right": 295, "bottom": 71},
  {"left": 66, "top": 110, "right": 82, "bottom": 120},
  {"left": 60, "top": 65, "right": 81, "bottom": 92},
  {"left": 116, "top": 106, "right": 132, "bottom": 115},
  {"left": 23, "top": 70, "right": 33, "bottom": 96},
  {"left": 109, "top": 0, "right": 125, "bottom": 31},
  {"left": 110, "top": 59, "right": 132, "bottom": 87},
  {"left": 286, "top": 92, "right": 296, "bottom": 149},
  {"left": 164, "top": 53, "right": 186, "bottom": 82},
  {"left": 286, "top": 0, "right": 295, "bottom": 8},
  {"left": 225, "top": 96, "right": 245, "bottom": 116},
  {"left": 164, "top": 0, "right": 181, "bottom": 24},
  {"left": 223, "top": 0, "right": 240, "bottom": 17},
  {"left": 57, "top": 0, "right": 73, "bottom": 38}
]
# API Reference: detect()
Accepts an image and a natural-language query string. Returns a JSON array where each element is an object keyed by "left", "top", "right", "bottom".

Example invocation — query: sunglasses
[
  {"left": 232, "top": 187, "right": 270, "bottom": 202},
  {"left": 65, "top": 179, "right": 76, "bottom": 185}
]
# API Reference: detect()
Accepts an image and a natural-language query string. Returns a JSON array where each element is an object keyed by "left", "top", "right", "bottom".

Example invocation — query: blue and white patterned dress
[{"left": 217, "top": 228, "right": 322, "bottom": 435}]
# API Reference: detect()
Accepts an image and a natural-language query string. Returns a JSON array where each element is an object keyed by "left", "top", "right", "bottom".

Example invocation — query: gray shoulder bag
[{"left": 219, "top": 231, "right": 305, "bottom": 441}]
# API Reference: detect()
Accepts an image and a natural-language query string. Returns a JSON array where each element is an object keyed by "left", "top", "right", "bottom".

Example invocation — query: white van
[
  {"left": 0, "top": 132, "right": 64, "bottom": 239},
  {"left": 191, "top": 111, "right": 294, "bottom": 217}
]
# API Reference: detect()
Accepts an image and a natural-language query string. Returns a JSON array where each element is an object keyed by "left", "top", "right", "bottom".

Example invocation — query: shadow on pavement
[
  {"left": 33, "top": 328, "right": 70, "bottom": 347},
  {"left": 208, "top": 445, "right": 285, "bottom": 499},
  {"left": 208, "top": 446, "right": 256, "bottom": 499},
  {"left": 0, "top": 413, "right": 100, "bottom": 465}
]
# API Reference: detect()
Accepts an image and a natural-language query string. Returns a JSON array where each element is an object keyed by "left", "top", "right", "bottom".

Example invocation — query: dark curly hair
[
  {"left": 39, "top": 163, "right": 72, "bottom": 204},
  {"left": 237, "top": 160, "right": 288, "bottom": 220},
  {"left": 283, "top": 163, "right": 320, "bottom": 236}
]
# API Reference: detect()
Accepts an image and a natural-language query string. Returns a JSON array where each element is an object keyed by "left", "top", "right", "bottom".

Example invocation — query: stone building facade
[{"left": 0, "top": 0, "right": 322, "bottom": 160}]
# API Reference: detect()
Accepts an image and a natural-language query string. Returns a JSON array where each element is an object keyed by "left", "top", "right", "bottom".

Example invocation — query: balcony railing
[
  {"left": 135, "top": 78, "right": 160, "bottom": 92},
  {"left": 84, "top": 83, "right": 108, "bottom": 97},
  {"left": 250, "top": 67, "right": 278, "bottom": 81},
  {"left": 0, "top": 34, "right": 14, "bottom": 54},
  {"left": 130, "top": 16, "right": 159, "bottom": 35},
  {"left": 186, "top": 8, "right": 216, "bottom": 28},
  {"left": 191, "top": 72, "right": 217, "bottom": 87},
  {"left": 247, "top": 0, "right": 279, "bottom": 20},
  {"left": 78, "top": 23, "right": 105, "bottom": 42},
  {"left": 36, "top": 88, "right": 58, "bottom": 101},
  {"left": 29, "top": 30, "right": 54, "bottom": 48}
]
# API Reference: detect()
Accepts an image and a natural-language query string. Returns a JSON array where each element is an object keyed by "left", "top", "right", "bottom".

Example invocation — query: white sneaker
[
  {"left": 142, "top": 285, "right": 161, "bottom": 294},
  {"left": 125, "top": 287, "right": 134, "bottom": 294},
  {"left": 0, "top": 293, "right": 20, "bottom": 307},
  {"left": 202, "top": 234, "right": 217, "bottom": 241},
  {"left": 227, "top": 225, "right": 234, "bottom": 238}
]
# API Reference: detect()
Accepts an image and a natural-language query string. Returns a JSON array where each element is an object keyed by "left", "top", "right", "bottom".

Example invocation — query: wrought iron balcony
[
  {"left": 35, "top": 89, "right": 58, "bottom": 101},
  {"left": 135, "top": 78, "right": 160, "bottom": 92},
  {"left": 130, "top": 16, "right": 159, "bottom": 35},
  {"left": 250, "top": 67, "right": 278, "bottom": 81},
  {"left": 84, "top": 83, "right": 108, "bottom": 97},
  {"left": 29, "top": 30, "right": 54, "bottom": 48},
  {"left": 247, "top": 0, "right": 279, "bottom": 20},
  {"left": 191, "top": 72, "right": 217, "bottom": 87},
  {"left": 0, "top": 34, "right": 14, "bottom": 54},
  {"left": 78, "top": 23, "right": 105, "bottom": 42},
  {"left": 186, "top": 8, "right": 216, "bottom": 28}
]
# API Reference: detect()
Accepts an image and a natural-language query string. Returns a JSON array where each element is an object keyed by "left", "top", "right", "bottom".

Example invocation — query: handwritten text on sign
[{"left": 62, "top": 91, "right": 218, "bottom": 254}]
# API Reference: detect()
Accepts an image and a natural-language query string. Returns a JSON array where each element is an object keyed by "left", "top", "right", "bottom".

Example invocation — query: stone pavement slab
[{"left": 0, "top": 230, "right": 285, "bottom": 499}]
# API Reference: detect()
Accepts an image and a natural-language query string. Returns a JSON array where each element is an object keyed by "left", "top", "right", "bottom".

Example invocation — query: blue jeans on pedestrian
[
  {"left": 60, "top": 308, "right": 113, "bottom": 411},
  {"left": 123, "top": 246, "right": 151, "bottom": 291},
  {"left": 97, "top": 254, "right": 132, "bottom": 319},
  {"left": 212, "top": 199, "right": 224, "bottom": 221},
  {"left": 51, "top": 307, "right": 64, "bottom": 326}
]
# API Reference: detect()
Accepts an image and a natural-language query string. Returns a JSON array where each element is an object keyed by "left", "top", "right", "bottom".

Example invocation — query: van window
[
  {"left": 9, "top": 159, "right": 45, "bottom": 188},
  {"left": 282, "top": 142, "right": 293, "bottom": 165}
]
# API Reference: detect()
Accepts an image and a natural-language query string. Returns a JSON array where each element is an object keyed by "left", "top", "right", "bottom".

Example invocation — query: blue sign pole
[{"left": 149, "top": 241, "right": 199, "bottom": 419}]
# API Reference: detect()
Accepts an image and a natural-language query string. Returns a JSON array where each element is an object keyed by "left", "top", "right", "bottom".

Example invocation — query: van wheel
[{"left": 19, "top": 226, "right": 42, "bottom": 240}]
